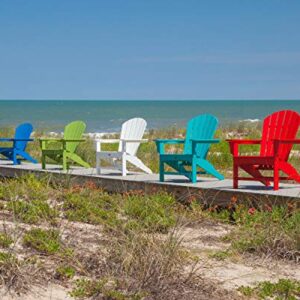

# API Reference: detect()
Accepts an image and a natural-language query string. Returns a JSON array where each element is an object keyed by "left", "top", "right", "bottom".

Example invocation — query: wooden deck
[{"left": 0, "top": 161, "right": 299, "bottom": 207}]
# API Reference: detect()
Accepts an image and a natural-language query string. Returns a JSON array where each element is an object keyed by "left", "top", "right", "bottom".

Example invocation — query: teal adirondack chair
[
  {"left": 40, "top": 121, "right": 90, "bottom": 170},
  {"left": 155, "top": 114, "right": 224, "bottom": 183}
]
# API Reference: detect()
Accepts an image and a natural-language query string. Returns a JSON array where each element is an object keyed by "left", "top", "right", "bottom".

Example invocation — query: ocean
[{"left": 0, "top": 100, "right": 299, "bottom": 133}]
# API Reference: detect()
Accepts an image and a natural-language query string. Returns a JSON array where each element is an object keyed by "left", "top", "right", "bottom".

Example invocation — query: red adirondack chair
[{"left": 227, "top": 110, "right": 300, "bottom": 190}]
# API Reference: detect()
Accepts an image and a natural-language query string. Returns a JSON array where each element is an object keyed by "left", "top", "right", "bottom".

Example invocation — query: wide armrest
[
  {"left": 39, "top": 138, "right": 63, "bottom": 142},
  {"left": 226, "top": 139, "right": 262, "bottom": 144},
  {"left": 273, "top": 139, "right": 300, "bottom": 144},
  {"left": 39, "top": 138, "right": 85, "bottom": 142},
  {"left": 155, "top": 139, "right": 185, "bottom": 144},
  {"left": 63, "top": 139, "right": 85, "bottom": 142},
  {"left": 0, "top": 138, "right": 33, "bottom": 142},
  {"left": 191, "top": 139, "right": 220, "bottom": 144},
  {"left": 95, "top": 139, "right": 120, "bottom": 144},
  {"left": 121, "top": 139, "right": 148, "bottom": 143}
]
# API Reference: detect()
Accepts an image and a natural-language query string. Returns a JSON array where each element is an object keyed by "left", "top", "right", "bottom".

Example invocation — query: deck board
[{"left": 0, "top": 161, "right": 299, "bottom": 206}]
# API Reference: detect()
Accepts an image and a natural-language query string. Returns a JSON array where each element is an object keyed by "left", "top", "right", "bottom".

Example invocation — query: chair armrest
[
  {"left": 191, "top": 139, "right": 220, "bottom": 144},
  {"left": 273, "top": 139, "right": 300, "bottom": 144},
  {"left": 121, "top": 139, "right": 148, "bottom": 143},
  {"left": 94, "top": 139, "right": 120, "bottom": 144},
  {"left": 63, "top": 139, "right": 85, "bottom": 142},
  {"left": 155, "top": 139, "right": 185, "bottom": 144},
  {"left": 226, "top": 139, "right": 262, "bottom": 156},
  {"left": 0, "top": 138, "right": 34, "bottom": 142},
  {"left": 155, "top": 139, "right": 185, "bottom": 154},
  {"left": 39, "top": 138, "right": 64, "bottom": 142},
  {"left": 226, "top": 139, "right": 262, "bottom": 144}
]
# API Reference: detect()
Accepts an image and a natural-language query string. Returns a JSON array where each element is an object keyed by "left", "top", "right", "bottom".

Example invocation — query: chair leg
[
  {"left": 122, "top": 155, "right": 127, "bottom": 176},
  {"left": 42, "top": 153, "right": 46, "bottom": 169},
  {"left": 274, "top": 162, "right": 279, "bottom": 191},
  {"left": 191, "top": 159, "right": 197, "bottom": 183},
  {"left": 96, "top": 154, "right": 101, "bottom": 175},
  {"left": 159, "top": 160, "right": 165, "bottom": 182},
  {"left": 233, "top": 161, "right": 238, "bottom": 189},
  {"left": 12, "top": 151, "right": 17, "bottom": 165},
  {"left": 63, "top": 153, "right": 67, "bottom": 171}
]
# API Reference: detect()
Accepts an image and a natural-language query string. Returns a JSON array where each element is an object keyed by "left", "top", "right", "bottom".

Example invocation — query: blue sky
[{"left": 0, "top": 0, "right": 299, "bottom": 100}]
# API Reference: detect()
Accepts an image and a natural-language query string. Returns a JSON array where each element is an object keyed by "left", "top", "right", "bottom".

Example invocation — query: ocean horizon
[{"left": 0, "top": 100, "right": 299, "bottom": 133}]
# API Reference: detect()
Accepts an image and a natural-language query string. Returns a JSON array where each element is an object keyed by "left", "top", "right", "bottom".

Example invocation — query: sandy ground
[{"left": 0, "top": 216, "right": 299, "bottom": 299}]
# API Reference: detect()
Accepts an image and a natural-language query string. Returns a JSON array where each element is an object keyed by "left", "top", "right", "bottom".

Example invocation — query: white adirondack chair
[{"left": 95, "top": 118, "right": 152, "bottom": 176}]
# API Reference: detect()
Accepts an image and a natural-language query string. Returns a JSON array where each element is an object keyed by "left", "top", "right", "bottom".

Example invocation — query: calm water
[{"left": 0, "top": 100, "right": 299, "bottom": 132}]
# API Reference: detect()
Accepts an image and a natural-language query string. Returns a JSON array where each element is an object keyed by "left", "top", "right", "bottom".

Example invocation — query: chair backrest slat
[
  {"left": 260, "top": 110, "right": 300, "bottom": 160},
  {"left": 64, "top": 121, "right": 86, "bottom": 153},
  {"left": 14, "top": 123, "right": 34, "bottom": 151},
  {"left": 119, "top": 118, "right": 147, "bottom": 156},
  {"left": 183, "top": 114, "right": 218, "bottom": 158}
]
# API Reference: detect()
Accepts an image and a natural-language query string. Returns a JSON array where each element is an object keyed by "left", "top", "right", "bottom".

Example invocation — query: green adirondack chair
[
  {"left": 155, "top": 114, "right": 224, "bottom": 183},
  {"left": 40, "top": 121, "right": 90, "bottom": 170}
]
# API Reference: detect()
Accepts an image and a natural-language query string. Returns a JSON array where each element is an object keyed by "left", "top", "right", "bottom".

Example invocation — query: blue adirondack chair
[
  {"left": 155, "top": 114, "right": 224, "bottom": 183},
  {"left": 0, "top": 123, "right": 37, "bottom": 165}
]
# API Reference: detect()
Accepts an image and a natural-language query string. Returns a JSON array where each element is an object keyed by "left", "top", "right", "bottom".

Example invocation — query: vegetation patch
[
  {"left": 55, "top": 265, "right": 76, "bottom": 280},
  {"left": 124, "top": 192, "right": 176, "bottom": 232},
  {"left": 238, "top": 279, "right": 300, "bottom": 299},
  {"left": 63, "top": 190, "right": 120, "bottom": 228},
  {"left": 0, "top": 174, "right": 51, "bottom": 202},
  {"left": 0, "top": 233, "right": 13, "bottom": 248},
  {"left": 23, "top": 228, "right": 61, "bottom": 255},
  {"left": 70, "top": 277, "right": 144, "bottom": 300},
  {"left": 6, "top": 199, "right": 58, "bottom": 224},
  {"left": 227, "top": 205, "right": 300, "bottom": 261},
  {"left": 209, "top": 250, "right": 232, "bottom": 261}
]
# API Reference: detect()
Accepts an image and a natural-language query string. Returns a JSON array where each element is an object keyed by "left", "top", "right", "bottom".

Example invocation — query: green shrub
[
  {"left": 228, "top": 205, "right": 300, "bottom": 260},
  {"left": 238, "top": 279, "right": 300, "bottom": 299},
  {"left": 70, "top": 278, "right": 144, "bottom": 300},
  {"left": 63, "top": 191, "right": 120, "bottom": 228},
  {"left": 55, "top": 265, "right": 76, "bottom": 280},
  {"left": 23, "top": 228, "right": 61, "bottom": 255},
  {"left": 124, "top": 193, "right": 176, "bottom": 232},
  {"left": 0, "top": 174, "right": 51, "bottom": 202},
  {"left": 0, "top": 233, "right": 13, "bottom": 248},
  {"left": 6, "top": 200, "right": 58, "bottom": 224}
]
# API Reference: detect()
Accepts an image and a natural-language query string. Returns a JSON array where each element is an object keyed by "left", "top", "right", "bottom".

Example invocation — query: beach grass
[{"left": 0, "top": 174, "right": 299, "bottom": 298}]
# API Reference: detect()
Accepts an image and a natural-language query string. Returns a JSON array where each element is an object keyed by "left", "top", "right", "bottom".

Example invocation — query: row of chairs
[{"left": 0, "top": 110, "right": 299, "bottom": 190}]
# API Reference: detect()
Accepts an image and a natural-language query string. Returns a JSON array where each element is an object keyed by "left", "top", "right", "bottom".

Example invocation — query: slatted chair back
[
  {"left": 184, "top": 114, "right": 218, "bottom": 158},
  {"left": 14, "top": 123, "right": 34, "bottom": 151},
  {"left": 119, "top": 118, "right": 147, "bottom": 156},
  {"left": 64, "top": 121, "right": 86, "bottom": 153},
  {"left": 260, "top": 110, "right": 300, "bottom": 160}
]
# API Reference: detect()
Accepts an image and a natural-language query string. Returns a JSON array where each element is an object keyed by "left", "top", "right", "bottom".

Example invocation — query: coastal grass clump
[
  {"left": 238, "top": 279, "right": 300, "bottom": 299},
  {"left": 0, "top": 174, "right": 52, "bottom": 202},
  {"left": 6, "top": 199, "right": 58, "bottom": 225},
  {"left": 23, "top": 228, "right": 61, "bottom": 255},
  {"left": 124, "top": 192, "right": 177, "bottom": 232},
  {"left": 0, "top": 251, "right": 35, "bottom": 293},
  {"left": 55, "top": 265, "right": 76, "bottom": 280},
  {"left": 226, "top": 204, "right": 300, "bottom": 261},
  {"left": 70, "top": 226, "right": 210, "bottom": 300},
  {"left": 62, "top": 188, "right": 121, "bottom": 227},
  {"left": 0, "top": 233, "right": 13, "bottom": 248}
]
